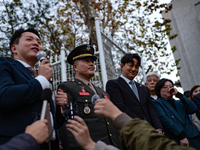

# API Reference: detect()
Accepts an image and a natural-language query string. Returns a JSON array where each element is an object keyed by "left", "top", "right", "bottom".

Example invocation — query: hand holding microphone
[
  {"left": 37, "top": 51, "right": 53, "bottom": 81},
  {"left": 94, "top": 98, "right": 122, "bottom": 121},
  {"left": 91, "top": 94, "right": 100, "bottom": 104},
  {"left": 91, "top": 93, "right": 110, "bottom": 104},
  {"left": 25, "top": 120, "right": 49, "bottom": 144}
]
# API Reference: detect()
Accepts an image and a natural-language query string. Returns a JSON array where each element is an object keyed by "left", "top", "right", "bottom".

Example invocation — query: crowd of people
[{"left": 0, "top": 27, "right": 200, "bottom": 150}]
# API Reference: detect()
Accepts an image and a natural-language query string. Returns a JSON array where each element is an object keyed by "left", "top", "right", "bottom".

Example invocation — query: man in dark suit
[
  {"left": 57, "top": 44, "right": 122, "bottom": 150},
  {"left": 0, "top": 28, "right": 62, "bottom": 149},
  {"left": 106, "top": 53, "right": 163, "bottom": 133}
]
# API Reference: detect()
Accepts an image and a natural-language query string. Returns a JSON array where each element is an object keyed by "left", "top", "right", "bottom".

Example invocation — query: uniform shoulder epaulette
[
  {"left": 63, "top": 79, "right": 75, "bottom": 82},
  {"left": 61, "top": 81, "right": 68, "bottom": 84},
  {"left": 60, "top": 80, "right": 74, "bottom": 84}
]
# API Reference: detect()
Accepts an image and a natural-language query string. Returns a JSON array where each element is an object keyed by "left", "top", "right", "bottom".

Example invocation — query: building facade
[{"left": 163, "top": 0, "right": 200, "bottom": 91}]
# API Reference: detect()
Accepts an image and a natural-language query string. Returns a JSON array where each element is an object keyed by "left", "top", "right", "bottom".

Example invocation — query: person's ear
[
  {"left": 73, "top": 64, "right": 78, "bottom": 72},
  {"left": 120, "top": 63, "right": 124, "bottom": 69},
  {"left": 11, "top": 44, "right": 17, "bottom": 54}
]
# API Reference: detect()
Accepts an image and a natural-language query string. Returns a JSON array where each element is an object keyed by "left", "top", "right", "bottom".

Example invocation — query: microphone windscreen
[
  {"left": 37, "top": 51, "right": 46, "bottom": 62},
  {"left": 91, "top": 94, "right": 100, "bottom": 104},
  {"left": 41, "top": 88, "right": 52, "bottom": 102}
]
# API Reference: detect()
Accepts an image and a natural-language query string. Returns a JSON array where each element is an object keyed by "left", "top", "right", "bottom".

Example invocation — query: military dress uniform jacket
[{"left": 57, "top": 78, "right": 122, "bottom": 150}]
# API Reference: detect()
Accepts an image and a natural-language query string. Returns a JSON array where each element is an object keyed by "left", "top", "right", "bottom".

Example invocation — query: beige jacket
[{"left": 192, "top": 113, "right": 200, "bottom": 132}]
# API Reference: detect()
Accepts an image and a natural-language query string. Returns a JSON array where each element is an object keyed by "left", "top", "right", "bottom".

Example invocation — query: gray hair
[{"left": 145, "top": 72, "right": 160, "bottom": 83}]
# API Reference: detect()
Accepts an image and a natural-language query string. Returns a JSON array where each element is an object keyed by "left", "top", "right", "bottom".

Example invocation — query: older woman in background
[{"left": 153, "top": 78, "right": 200, "bottom": 150}]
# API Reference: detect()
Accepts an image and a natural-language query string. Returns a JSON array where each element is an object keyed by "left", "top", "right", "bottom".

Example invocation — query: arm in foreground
[
  {"left": 66, "top": 116, "right": 119, "bottom": 150},
  {"left": 94, "top": 99, "right": 195, "bottom": 150},
  {"left": 0, "top": 120, "right": 49, "bottom": 150}
]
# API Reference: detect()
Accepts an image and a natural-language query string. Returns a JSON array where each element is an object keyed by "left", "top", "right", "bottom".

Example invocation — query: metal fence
[{"left": 50, "top": 19, "right": 145, "bottom": 92}]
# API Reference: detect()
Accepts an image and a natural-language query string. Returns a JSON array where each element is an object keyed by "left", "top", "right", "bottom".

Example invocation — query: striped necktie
[{"left": 27, "top": 67, "right": 37, "bottom": 78}]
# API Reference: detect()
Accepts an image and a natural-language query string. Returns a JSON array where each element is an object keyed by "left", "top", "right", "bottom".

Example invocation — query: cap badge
[{"left": 86, "top": 46, "right": 91, "bottom": 51}]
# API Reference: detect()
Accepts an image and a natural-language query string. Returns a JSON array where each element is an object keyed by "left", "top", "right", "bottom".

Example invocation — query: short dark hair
[
  {"left": 121, "top": 53, "right": 141, "bottom": 66},
  {"left": 10, "top": 27, "right": 40, "bottom": 50},
  {"left": 189, "top": 85, "right": 200, "bottom": 100},
  {"left": 155, "top": 78, "right": 174, "bottom": 98}
]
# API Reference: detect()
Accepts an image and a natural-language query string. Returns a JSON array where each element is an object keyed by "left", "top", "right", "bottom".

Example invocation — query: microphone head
[
  {"left": 37, "top": 51, "right": 46, "bottom": 62},
  {"left": 91, "top": 94, "right": 100, "bottom": 104},
  {"left": 41, "top": 88, "right": 52, "bottom": 102}
]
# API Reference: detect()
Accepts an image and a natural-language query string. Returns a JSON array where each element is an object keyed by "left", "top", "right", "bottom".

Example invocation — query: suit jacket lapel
[
  {"left": 74, "top": 78, "right": 95, "bottom": 95},
  {"left": 12, "top": 60, "right": 32, "bottom": 80},
  {"left": 118, "top": 77, "right": 140, "bottom": 102},
  {"left": 161, "top": 98, "right": 183, "bottom": 124}
]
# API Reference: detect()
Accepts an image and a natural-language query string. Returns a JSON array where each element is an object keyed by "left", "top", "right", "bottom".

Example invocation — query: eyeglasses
[{"left": 162, "top": 86, "right": 173, "bottom": 89}]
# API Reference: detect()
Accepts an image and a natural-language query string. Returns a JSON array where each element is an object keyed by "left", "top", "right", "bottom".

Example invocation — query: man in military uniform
[{"left": 57, "top": 44, "right": 122, "bottom": 150}]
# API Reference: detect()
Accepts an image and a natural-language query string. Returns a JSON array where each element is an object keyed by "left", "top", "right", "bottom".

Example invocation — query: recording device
[
  {"left": 40, "top": 88, "right": 52, "bottom": 120},
  {"left": 91, "top": 94, "right": 100, "bottom": 104},
  {"left": 37, "top": 51, "right": 47, "bottom": 62},
  {"left": 63, "top": 101, "right": 79, "bottom": 122},
  {"left": 63, "top": 94, "right": 101, "bottom": 122},
  {"left": 65, "top": 102, "right": 75, "bottom": 120}
]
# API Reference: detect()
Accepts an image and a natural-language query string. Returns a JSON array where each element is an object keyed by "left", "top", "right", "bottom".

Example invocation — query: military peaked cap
[{"left": 67, "top": 44, "right": 97, "bottom": 65}]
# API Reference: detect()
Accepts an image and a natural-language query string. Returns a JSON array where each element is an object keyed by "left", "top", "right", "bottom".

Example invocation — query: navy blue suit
[
  {"left": 0, "top": 57, "right": 58, "bottom": 147},
  {"left": 106, "top": 77, "right": 162, "bottom": 129}
]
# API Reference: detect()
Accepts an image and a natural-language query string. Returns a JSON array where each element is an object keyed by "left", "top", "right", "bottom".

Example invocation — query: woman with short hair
[{"left": 153, "top": 78, "right": 200, "bottom": 150}]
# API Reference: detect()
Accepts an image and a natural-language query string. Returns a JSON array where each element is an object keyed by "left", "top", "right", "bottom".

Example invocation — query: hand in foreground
[
  {"left": 180, "top": 138, "right": 189, "bottom": 147},
  {"left": 94, "top": 99, "right": 122, "bottom": 121},
  {"left": 66, "top": 116, "right": 95, "bottom": 150},
  {"left": 155, "top": 129, "right": 163, "bottom": 134},
  {"left": 25, "top": 120, "right": 48, "bottom": 144},
  {"left": 38, "top": 60, "right": 53, "bottom": 81},
  {"left": 56, "top": 89, "right": 67, "bottom": 107}
]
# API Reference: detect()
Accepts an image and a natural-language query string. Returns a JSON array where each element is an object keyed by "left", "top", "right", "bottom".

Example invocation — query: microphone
[
  {"left": 37, "top": 51, "right": 47, "bottom": 62},
  {"left": 40, "top": 88, "right": 52, "bottom": 120},
  {"left": 37, "top": 51, "right": 53, "bottom": 83},
  {"left": 91, "top": 94, "right": 100, "bottom": 104}
]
